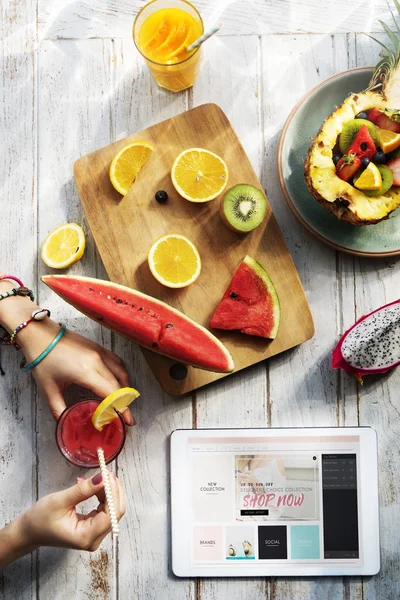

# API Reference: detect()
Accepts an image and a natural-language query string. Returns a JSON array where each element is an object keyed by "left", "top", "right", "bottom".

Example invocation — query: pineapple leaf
[
  {"left": 388, "top": 3, "right": 400, "bottom": 35},
  {"left": 379, "top": 20, "right": 400, "bottom": 51},
  {"left": 395, "top": 0, "right": 400, "bottom": 16}
]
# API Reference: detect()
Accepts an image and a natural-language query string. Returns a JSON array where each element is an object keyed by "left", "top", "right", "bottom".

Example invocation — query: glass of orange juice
[{"left": 133, "top": 0, "right": 204, "bottom": 93}]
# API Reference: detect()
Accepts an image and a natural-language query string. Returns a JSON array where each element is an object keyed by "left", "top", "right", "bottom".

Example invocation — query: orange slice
[
  {"left": 171, "top": 148, "right": 229, "bottom": 202},
  {"left": 354, "top": 162, "right": 382, "bottom": 191},
  {"left": 377, "top": 128, "right": 400, "bottom": 154},
  {"left": 148, "top": 234, "right": 201, "bottom": 288},
  {"left": 110, "top": 141, "right": 154, "bottom": 196}
]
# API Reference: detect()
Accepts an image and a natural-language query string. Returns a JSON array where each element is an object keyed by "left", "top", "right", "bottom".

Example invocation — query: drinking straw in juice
[
  {"left": 133, "top": 0, "right": 204, "bottom": 92},
  {"left": 56, "top": 400, "right": 125, "bottom": 468}
]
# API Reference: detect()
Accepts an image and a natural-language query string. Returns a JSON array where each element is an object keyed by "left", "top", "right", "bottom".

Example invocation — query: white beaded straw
[
  {"left": 97, "top": 447, "right": 120, "bottom": 536},
  {"left": 186, "top": 23, "right": 222, "bottom": 53}
]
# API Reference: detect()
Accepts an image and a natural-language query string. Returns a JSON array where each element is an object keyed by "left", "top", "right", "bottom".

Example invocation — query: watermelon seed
[
  {"left": 116, "top": 299, "right": 123, "bottom": 304},
  {"left": 230, "top": 292, "right": 238, "bottom": 298},
  {"left": 125, "top": 301, "right": 128, "bottom": 304},
  {"left": 139, "top": 307, "right": 143, "bottom": 311},
  {"left": 89, "top": 287, "right": 94, "bottom": 292},
  {"left": 169, "top": 363, "right": 188, "bottom": 380},
  {"left": 166, "top": 323, "right": 173, "bottom": 328}
]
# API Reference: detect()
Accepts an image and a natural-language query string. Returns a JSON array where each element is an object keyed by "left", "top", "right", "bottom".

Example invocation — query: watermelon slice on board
[
  {"left": 210, "top": 256, "right": 280, "bottom": 339},
  {"left": 42, "top": 275, "right": 234, "bottom": 373}
]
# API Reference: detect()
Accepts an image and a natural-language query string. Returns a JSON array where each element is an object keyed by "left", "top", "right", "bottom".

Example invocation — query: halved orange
[
  {"left": 110, "top": 141, "right": 154, "bottom": 196},
  {"left": 171, "top": 148, "right": 229, "bottom": 202},
  {"left": 377, "top": 128, "right": 400, "bottom": 154},
  {"left": 148, "top": 234, "right": 201, "bottom": 288}
]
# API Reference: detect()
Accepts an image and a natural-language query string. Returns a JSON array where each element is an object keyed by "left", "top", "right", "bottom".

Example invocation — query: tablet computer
[{"left": 170, "top": 427, "right": 379, "bottom": 577}]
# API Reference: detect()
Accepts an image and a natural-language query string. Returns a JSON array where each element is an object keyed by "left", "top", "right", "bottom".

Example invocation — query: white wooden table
[{"left": 1, "top": 1, "right": 399, "bottom": 598}]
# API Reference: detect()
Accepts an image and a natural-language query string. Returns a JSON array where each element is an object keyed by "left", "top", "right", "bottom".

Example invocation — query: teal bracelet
[{"left": 21, "top": 324, "right": 67, "bottom": 372}]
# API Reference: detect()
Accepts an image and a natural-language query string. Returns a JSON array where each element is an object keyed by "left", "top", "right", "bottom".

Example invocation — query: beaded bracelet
[
  {"left": 21, "top": 324, "right": 67, "bottom": 372},
  {"left": 0, "top": 276, "right": 34, "bottom": 303},
  {"left": 10, "top": 309, "right": 51, "bottom": 350}
]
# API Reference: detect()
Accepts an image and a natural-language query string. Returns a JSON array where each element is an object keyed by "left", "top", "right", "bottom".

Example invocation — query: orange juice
[{"left": 133, "top": 0, "right": 204, "bottom": 93}]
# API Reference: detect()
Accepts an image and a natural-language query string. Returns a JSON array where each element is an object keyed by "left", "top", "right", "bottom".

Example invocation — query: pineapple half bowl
[{"left": 305, "top": 7, "right": 400, "bottom": 226}]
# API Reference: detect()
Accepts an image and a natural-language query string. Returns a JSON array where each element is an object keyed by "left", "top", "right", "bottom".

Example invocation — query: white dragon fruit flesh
[{"left": 332, "top": 299, "right": 400, "bottom": 383}]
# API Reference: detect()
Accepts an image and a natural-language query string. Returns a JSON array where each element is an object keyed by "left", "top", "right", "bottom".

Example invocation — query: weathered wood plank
[
  {"left": 192, "top": 35, "right": 268, "bottom": 600},
  {"left": 38, "top": 0, "right": 392, "bottom": 39},
  {"left": 352, "top": 33, "right": 400, "bottom": 600},
  {"left": 36, "top": 39, "right": 116, "bottom": 600},
  {"left": 260, "top": 33, "right": 348, "bottom": 599},
  {"left": 0, "top": 37, "right": 37, "bottom": 599},
  {"left": 110, "top": 38, "right": 194, "bottom": 600}
]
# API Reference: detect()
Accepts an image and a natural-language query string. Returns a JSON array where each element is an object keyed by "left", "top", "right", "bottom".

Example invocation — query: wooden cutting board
[{"left": 74, "top": 104, "right": 314, "bottom": 395}]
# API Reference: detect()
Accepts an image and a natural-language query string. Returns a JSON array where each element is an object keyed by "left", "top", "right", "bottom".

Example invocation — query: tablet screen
[{"left": 184, "top": 433, "right": 362, "bottom": 567}]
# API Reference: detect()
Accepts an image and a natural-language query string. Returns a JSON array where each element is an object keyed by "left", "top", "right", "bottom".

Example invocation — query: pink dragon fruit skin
[{"left": 332, "top": 299, "right": 400, "bottom": 383}]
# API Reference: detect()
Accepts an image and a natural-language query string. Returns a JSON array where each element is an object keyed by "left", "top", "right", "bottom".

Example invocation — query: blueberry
[
  {"left": 361, "top": 157, "right": 370, "bottom": 169},
  {"left": 155, "top": 190, "right": 168, "bottom": 204},
  {"left": 373, "top": 151, "right": 386, "bottom": 165},
  {"left": 333, "top": 153, "right": 342, "bottom": 165},
  {"left": 356, "top": 112, "right": 368, "bottom": 120}
]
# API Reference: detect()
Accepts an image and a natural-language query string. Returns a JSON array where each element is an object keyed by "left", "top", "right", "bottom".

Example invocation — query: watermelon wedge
[
  {"left": 210, "top": 256, "right": 280, "bottom": 339},
  {"left": 42, "top": 275, "right": 234, "bottom": 373}
]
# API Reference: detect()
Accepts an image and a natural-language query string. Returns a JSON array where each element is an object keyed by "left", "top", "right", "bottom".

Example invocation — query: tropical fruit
[
  {"left": 304, "top": 5, "right": 400, "bottom": 225},
  {"left": 338, "top": 120, "right": 378, "bottom": 157},
  {"left": 110, "top": 141, "right": 154, "bottom": 195},
  {"left": 41, "top": 223, "right": 86, "bottom": 269},
  {"left": 42, "top": 275, "right": 234, "bottom": 373},
  {"left": 148, "top": 234, "right": 201, "bottom": 288},
  {"left": 332, "top": 299, "right": 400, "bottom": 382},
  {"left": 220, "top": 184, "right": 267, "bottom": 233},
  {"left": 210, "top": 256, "right": 280, "bottom": 339},
  {"left": 171, "top": 148, "right": 229, "bottom": 202}
]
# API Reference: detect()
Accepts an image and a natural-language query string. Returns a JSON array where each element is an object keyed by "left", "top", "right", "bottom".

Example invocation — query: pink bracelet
[{"left": 0, "top": 275, "right": 25, "bottom": 287}]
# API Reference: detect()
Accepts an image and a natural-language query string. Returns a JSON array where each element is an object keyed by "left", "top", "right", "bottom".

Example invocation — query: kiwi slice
[
  {"left": 220, "top": 184, "right": 267, "bottom": 233},
  {"left": 339, "top": 119, "right": 379, "bottom": 154},
  {"left": 364, "top": 165, "right": 393, "bottom": 197}
]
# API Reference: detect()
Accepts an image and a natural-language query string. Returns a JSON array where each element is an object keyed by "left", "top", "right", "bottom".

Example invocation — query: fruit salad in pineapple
[{"left": 305, "top": 5, "right": 400, "bottom": 225}]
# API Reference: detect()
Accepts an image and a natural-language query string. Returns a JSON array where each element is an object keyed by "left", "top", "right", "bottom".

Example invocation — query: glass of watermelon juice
[{"left": 56, "top": 400, "right": 126, "bottom": 468}]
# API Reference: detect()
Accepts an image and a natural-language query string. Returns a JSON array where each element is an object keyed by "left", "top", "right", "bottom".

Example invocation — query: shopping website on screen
[{"left": 187, "top": 435, "right": 361, "bottom": 566}]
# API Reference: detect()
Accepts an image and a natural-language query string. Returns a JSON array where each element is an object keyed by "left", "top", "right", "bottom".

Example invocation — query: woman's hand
[
  {"left": 0, "top": 472, "right": 125, "bottom": 568},
  {"left": 0, "top": 277, "right": 135, "bottom": 423},
  {"left": 27, "top": 326, "right": 135, "bottom": 423}
]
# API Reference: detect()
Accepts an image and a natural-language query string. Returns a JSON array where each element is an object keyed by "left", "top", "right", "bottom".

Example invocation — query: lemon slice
[
  {"left": 354, "top": 162, "right": 382, "bottom": 191},
  {"left": 171, "top": 148, "right": 229, "bottom": 202},
  {"left": 41, "top": 223, "right": 85, "bottom": 269},
  {"left": 148, "top": 233, "right": 201, "bottom": 288},
  {"left": 377, "top": 128, "right": 400, "bottom": 154},
  {"left": 110, "top": 141, "right": 154, "bottom": 196},
  {"left": 92, "top": 387, "right": 140, "bottom": 431}
]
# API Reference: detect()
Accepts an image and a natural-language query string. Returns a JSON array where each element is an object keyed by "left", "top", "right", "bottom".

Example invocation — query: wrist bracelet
[
  {"left": 0, "top": 275, "right": 24, "bottom": 287},
  {"left": 0, "top": 275, "right": 34, "bottom": 303},
  {"left": 10, "top": 309, "right": 51, "bottom": 350},
  {"left": 21, "top": 323, "right": 66, "bottom": 372}
]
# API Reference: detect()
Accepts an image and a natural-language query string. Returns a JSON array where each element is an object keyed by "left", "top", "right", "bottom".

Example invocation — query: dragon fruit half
[{"left": 332, "top": 299, "right": 400, "bottom": 383}]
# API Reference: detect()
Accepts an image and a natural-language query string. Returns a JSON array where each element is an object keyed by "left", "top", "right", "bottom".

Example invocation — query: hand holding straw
[
  {"left": 97, "top": 447, "right": 120, "bottom": 536},
  {"left": 186, "top": 23, "right": 222, "bottom": 53}
]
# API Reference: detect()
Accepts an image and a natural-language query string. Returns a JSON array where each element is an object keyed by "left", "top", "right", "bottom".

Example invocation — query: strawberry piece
[
  {"left": 387, "top": 157, "right": 400, "bottom": 186},
  {"left": 336, "top": 153, "right": 362, "bottom": 181},
  {"left": 346, "top": 124, "right": 377, "bottom": 159},
  {"left": 366, "top": 108, "right": 382, "bottom": 124},
  {"left": 376, "top": 113, "right": 400, "bottom": 133}
]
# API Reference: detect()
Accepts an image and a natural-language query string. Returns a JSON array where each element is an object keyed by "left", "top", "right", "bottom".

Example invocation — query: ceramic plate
[{"left": 278, "top": 67, "right": 400, "bottom": 257}]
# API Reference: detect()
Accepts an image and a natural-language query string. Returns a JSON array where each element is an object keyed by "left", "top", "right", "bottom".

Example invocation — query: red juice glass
[{"left": 56, "top": 400, "right": 126, "bottom": 468}]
